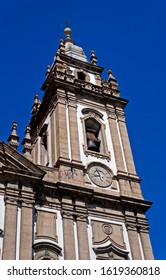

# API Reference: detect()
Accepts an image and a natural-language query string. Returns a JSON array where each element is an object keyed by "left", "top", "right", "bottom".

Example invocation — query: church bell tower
[
  {"left": 28, "top": 26, "right": 154, "bottom": 260},
  {"left": 0, "top": 26, "right": 154, "bottom": 260}
]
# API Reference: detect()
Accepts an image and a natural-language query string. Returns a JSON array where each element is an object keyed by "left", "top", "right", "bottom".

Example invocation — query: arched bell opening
[{"left": 85, "top": 118, "right": 101, "bottom": 153}]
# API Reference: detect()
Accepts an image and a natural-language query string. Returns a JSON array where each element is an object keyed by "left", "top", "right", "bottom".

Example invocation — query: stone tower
[{"left": 0, "top": 27, "right": 154, "bottom": 260}]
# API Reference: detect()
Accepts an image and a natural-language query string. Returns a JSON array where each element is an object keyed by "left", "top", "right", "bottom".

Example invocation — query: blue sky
[{"left": 0, "top": 0, "right": 165, "bottom": 259}]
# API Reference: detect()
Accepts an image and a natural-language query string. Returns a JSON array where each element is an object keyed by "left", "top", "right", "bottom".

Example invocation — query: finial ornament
[
  {"left": 90, "top": 50, "right": 97, "bottom": 65},
  {"left": 31, "top": 93, "right": 41, "bottom": 116},
  {"left": 107, "top": 69, "right": 118, "bottom": 90},
  {"left": 22, "top": 125, "right": 32, "bottom": 160},
  {"left": 24, "top": 125, "right": 31, "bottom": 139},
  {"left": 7, "top": 121, "right": 20, "bottom": 149},
  {"left": 64, "top": 20, "right": 72, "bottom": 41},
  {"left": 11, "top": 122, "right": 18, "bottom": 136},
  {"left": 59, "top": 39, "right": 65, "bottom": 54}
]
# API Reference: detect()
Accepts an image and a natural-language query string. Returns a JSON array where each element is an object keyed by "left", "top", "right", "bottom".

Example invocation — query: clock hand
[
  {"left": 97, "top": 168, "right": 104, "bottom": 178},
  {"left": 95, "top": 168, "right": 103, "bottom": 181},
  {"left": 89, "top": 173, "right": 100, "bottom": 178},
  {"left": 95, "top": 168, "right": 100, "bottom": 176}
]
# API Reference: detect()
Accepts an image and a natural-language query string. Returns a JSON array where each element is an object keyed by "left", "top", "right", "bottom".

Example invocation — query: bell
[{"left": 87, "top": 140, "right": 100, "bottom": 152}]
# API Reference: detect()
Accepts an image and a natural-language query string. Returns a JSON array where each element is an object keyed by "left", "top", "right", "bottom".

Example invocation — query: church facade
[{"left": 0, "top": 27, "right": 154, "bottom": 260}]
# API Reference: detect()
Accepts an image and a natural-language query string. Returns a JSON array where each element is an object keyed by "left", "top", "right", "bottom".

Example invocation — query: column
[
  {"left": 67, "top": 92, "right": 81, "bottom": 163},
  {"left": 107, "top": 106, "right": 126, "bottom": 173},
  {"left": 2, "top": 198, "right": 17, "bottom": 259},
  {"left": 62, "top": 212, "right": 76, "bottom": 260},
  {"left": 50, "top": 108, "right": 56, "bottom": 165},
  {"left": 40, "top": 139, "right": 45, "bottom": 166},
  {"left": 34, "top": 137, "right": 39, "bottom": 164},
  {"left": 19, "top": 201, "right": 33, "bottom": 259},
  {"left": 55, "top": 89, "right": 69, "bottom": 161},
  {"left": 139, "top": 226, "right": 154, "bottom": 260},
  {"left": 76, "top": 215, "right": 90, "bottom": 260},
  {"left": 126, "top": 223, "right": 142, "bottom": 259},
  {"left": 116, "top": 107, "right": 136, "bottom": 175}
]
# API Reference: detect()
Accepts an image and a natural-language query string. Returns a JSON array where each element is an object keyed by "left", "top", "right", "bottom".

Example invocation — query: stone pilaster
[
  {"left": 137, "top": 212, "right": 154, "bottom": 260},
  {"left": 76, "top": 214, "right": 90, "bottom": 260},
  {"left": 126, "top": 222, "right": 142, "bottom": 259},
  {"left": 67, "top": 92, "right": 81, "bottom": 163},
  {"left": 2, "top": 197, "right": 17, "bottom": 259},
  {"left": 19, "top": 200, "right": 34, "bottom": 260},
  {"left": 50, "top": 109, "right": 56, "bottom": 165},
  {"left": 107, "top": 106, "right": 126, "bottom": 173},
  {"left": 125, "top": 211, "right": 142, "bottom": 260},
  {"left": 118, "top": 178, "right": 132, "bottom": 196},
  {"left": 139, "top": 226, "right": 154, "bottom": 260},
  {"left": 33, "top": 137, "right": 39, "bottom": 164},
  {"left": 40, "top": 137, "right": 47, "bottom": 166},
  {"left": 55, "top": 89, "right": 69, "bottom": 162},
  {"left": 116, "top": 107, "right": 136, "bottom": 175},
  {"left": 61, "top": 211, "right": 76, "bottom": 260}
]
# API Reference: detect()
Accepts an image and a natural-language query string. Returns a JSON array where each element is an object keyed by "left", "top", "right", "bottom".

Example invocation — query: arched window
[
  {"left": 81, "top": 108, "right": 110, "bottom": 160},
  {"left": 33, "top": 242, "right": 62, "bottom": 260}
]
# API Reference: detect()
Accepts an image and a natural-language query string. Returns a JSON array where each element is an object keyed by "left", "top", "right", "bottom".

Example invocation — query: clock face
[{"left": 88, "top": 165, "right": 112, "bottom": 187}]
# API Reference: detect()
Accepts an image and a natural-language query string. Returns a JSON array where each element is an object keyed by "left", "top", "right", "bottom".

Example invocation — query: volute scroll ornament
[
  {"left": 76, "top": 213, "right": 88, "bottom": 222},
  {"left": 4, "top": 196, "right": 18, "bottom": 205},
  {"left": 125, "top": 222, "right": 137, "bottom": 231},
  {"left": 116, "top": 109, "right": 126, "bottom": 122},
  {"left": 61, "top": 211, "right": 74, "bottom": 220},
  {"left": 137, "top": 224, "right": 150, "bottom": 233}
]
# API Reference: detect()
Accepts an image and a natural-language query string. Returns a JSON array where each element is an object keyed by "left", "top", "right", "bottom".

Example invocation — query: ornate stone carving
[
  {"left": 84, "top": 148, "right": 111, "bottom": 161},
  {"left": 33, "top": 241, "right": 61, "bottom": 260},
  {"left": 4, "top": 196, "right": 18, "bottom": 205},
  {"left": 61, "top": 167, "right": 78, "bottom": 179},
  {"left": 91, "top": 220, "right": 126, "bottom": 250},
  {"left": 116, "top": 109, "right": 126, "bottom": 122},
  {"left": 61, "top": 211, "right": 74, "bottom": 220},
  {"left": 125, "top": 222, "right": 137, "bottom": 231},
  {"left": 102, "top": 223, "right": 113, "bottom": 235},
  {"left": 138, "top": 224, "right": 150, "bottom": 233},
  {"left": 76, "top": 213, "right": 88, "bottom": 222}
]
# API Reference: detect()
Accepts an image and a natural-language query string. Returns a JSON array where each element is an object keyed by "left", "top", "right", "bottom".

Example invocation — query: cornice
[
  {"left": 1, "top": 166, "right": 45, "bottom": 182},
  {"left": 59, "top": 53, "right": 104, "bottom": 74},
  {"left": 116, "top": 171, "right": 141, "bottom": 183},
  {"left": 0, "top": 142, "right": 45, "bottom": 179},
  {"left": 38, "top": 180, "right": 152, "bottom": 214},
  {"left": 30, "top": 75, "right": 128, "bottom": 137}
]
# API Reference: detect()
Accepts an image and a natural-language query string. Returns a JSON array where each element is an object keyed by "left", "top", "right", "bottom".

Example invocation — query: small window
[{"left": 77, "top": 71, "right": 86, "bottom": 81}]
